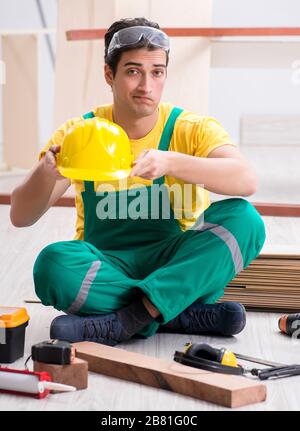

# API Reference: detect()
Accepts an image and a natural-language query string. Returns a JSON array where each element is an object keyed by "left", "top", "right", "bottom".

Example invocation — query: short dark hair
[{"left": 104, "top": 17, "right": 169, "bottom": 76}]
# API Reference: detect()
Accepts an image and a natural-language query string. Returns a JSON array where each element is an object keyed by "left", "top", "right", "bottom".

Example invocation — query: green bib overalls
[{"left": 33, "top": 108, "right": 266, "bottom": 338}]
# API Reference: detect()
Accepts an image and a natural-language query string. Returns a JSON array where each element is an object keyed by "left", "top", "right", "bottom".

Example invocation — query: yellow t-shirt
[{"left": 40, "top": 102, "right": 236, "bottom": 240}]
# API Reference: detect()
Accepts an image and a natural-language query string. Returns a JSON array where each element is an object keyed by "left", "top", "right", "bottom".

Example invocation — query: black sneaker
[
  {"left": 50, "top": 312, "right": 133, "bottom": 346},
  {"left": 157, "top": 302, "right": 246, "bottom": 336}
]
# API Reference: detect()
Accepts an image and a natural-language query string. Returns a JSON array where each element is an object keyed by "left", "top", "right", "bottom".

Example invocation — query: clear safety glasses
[{"left": 107, "top": 26, "right": 170, "bottom": 57}]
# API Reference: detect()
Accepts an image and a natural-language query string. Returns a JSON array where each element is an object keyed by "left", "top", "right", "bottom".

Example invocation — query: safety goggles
[{"left": 107, "top": 26, "right": 170, "bottom": 57}]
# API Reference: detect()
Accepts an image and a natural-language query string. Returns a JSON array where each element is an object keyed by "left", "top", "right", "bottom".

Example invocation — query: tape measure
[{"left": 31, "top": 340, "right": 76, "bottom": 365}]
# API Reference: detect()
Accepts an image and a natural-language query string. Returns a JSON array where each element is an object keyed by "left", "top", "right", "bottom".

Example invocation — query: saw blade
[{"left": 233, "top": 352, "right": 286, "bottom": 368}]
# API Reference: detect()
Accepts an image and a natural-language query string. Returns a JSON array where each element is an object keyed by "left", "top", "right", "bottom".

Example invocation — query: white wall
[
  {"left": 211, "top": 0, "right": 300, "bottom": 143},
  {"left": 213, "top": 0, "right": 300, "bottom": 26},
  {"left": 1, "top": 0, "right": 300, "bottom": 160}
]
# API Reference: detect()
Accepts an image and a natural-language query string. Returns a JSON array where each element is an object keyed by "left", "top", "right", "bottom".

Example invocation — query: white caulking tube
[{"left": 0, "top": 367, "right": 76, "bottom": 398}]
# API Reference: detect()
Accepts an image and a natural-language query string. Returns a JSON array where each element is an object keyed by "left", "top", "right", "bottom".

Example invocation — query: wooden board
[
  {"left": 66, "top": 27, "right": 300, "bottom": 41},
  {"left": 33, "top": 357, "right": 88, "bottom": 391},
  {"left": 2, "top": 35, "right": 39, "bottom": 169},
  {"left": 219, "top": 248, "right": 300, "bottom": 311},
  {"left": 2, "top": 191, "right": 300, "bottom": 217},
  {"left": 73, "top": 341, "right": 266, "bottom": 409}
]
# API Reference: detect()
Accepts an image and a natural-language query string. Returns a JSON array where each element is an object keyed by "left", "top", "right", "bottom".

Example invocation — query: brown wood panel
[
  {"left": 0, "top": 194, "right": 75, "bottom": 207},
  {"left": 2, "top": 35, "right": 39, "bottom": 169},
  {"left": 74, "top": 341, "right": 266, "bottom": 408},
  {"left": 220, "top": 249, "right": 300, "bottom": 311},
  {"left": 252, "top": 202, "right": 300, "bottom": 217},
  {"left": 66, "top": 27, "right": 300, "bottom": 41},
  {"left": 33, "top": 358, "right": 88, "bottom": 391},
  {"left": 0, "top": 195, "right": 10, "bottom": 205},
  {"left": 2, "top": 194, "right": 300, "bottom": 216}
]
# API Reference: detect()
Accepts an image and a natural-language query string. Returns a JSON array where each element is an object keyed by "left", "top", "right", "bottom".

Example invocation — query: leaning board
[{"left": 74, "top": 341, "right": 266, "bottom": 408}]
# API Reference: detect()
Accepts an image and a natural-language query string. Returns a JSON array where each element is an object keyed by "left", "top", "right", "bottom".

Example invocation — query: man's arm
[
  {"left": 10, "top": 146, "right": 71, "bottom": 227},
  {"left": 167, "top": 144, "right": 257, "bottom": 196},
  {"left": 130, "top": 144, "right": 257, "bottom": 197}
]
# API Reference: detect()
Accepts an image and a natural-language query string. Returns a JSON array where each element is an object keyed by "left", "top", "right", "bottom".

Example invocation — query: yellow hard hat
[{"left": 56, "top": 117, "right": 134, "bottom": 181}]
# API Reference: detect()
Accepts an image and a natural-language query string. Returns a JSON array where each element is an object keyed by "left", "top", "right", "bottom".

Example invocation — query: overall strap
[
  {"left": 154, "top": 107, "right": 184, "bottom": 185},
  {"left": 82, "top": 107, "right": 184, "bottom": 191},
  {"left": 82, "top": 111, "right": 95, "bottom": 120},
  {"left": 157, "top": 107, "right": 183, "bottom": 152},
  {"left": 83, "top": 111, "right": 95, "bottom": 192}
]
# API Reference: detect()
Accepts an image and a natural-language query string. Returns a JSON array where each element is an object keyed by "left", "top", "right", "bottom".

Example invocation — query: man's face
[{"left": 105, "top": 48, "right": 167, "bottom": 118}]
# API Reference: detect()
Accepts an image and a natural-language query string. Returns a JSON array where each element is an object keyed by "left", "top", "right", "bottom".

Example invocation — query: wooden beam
[
  {"left": 1, "top": 194, "right": 300, "bottom": 217},
  {"left": 0, "top": 195, "right": 10, "bottom": 205},
  {"left": 53, "top": 196, "right": 75, "bottom": 207},
  {"left": 66, "top": 27, "right": 300, "bottom": 41},
  {"left": 74, "top": 341, "right": 266, "bottom": 408},
  {"left": 33, "top": 358, "right": 88, "bottom": 391},
  {"left": 0, "top": 194, "right": 75, "bottom": 207},
  {"left": 251, "top": 202, "right": 300, "bottom": 217}
]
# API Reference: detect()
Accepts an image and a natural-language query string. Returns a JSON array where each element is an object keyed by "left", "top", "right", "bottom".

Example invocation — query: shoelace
[
  {"left": 188, "top": 309, "right": 217, "bottom": 331},
  {"left": 83, "top": 318, "right": 116, "bottom": 342}
]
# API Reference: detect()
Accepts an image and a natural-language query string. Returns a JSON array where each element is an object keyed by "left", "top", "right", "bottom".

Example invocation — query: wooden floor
[{"left": 1, "top": 165, "right": 300, "bottom": 411}]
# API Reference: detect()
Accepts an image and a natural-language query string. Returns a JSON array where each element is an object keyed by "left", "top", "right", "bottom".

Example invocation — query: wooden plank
[
  {"left": 234, "top": 273, "right": 300, "bottom": 279},
  {"left": 221, "top": 246, "right": 300, "bottom": 310},
  {"left": 73, "top": 341, "right": 267, "bottom": 408},
  {"left": 54, "top": 196, "right": 75, "bottom": 207},
  {"left": 0, "top": 195, "right": 10, "bottom": 205},
  {"left": 33, "top": 358, "right": 88, "bottom": 391},
  {"left": 251, "top": 202, "right": 300, "bottom": 217},
  {"left": 66, "top": 27, "right": 300, "bottom": 41},
  {"left": 2, "top": 35, "right": 39, "bottom": 169},
  {"left": 2, "top": 191, "right": 300, "bottom": 217},
  {"left": 0, "top": 194, "right": 75, "bottom": 207}
]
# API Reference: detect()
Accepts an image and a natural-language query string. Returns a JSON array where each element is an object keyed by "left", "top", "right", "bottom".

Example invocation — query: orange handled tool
[{"left": 278, "top": 313, "right": 300, "bottom": 337}]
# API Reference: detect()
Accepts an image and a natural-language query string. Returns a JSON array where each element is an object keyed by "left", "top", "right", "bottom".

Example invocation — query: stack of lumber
[{"left": 221, "top": 246, "right": 300, "bottom": 312}]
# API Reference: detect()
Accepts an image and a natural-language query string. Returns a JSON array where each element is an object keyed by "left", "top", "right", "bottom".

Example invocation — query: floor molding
[{"left": 1, "top": 193, "right": 300, "bottom": 216}]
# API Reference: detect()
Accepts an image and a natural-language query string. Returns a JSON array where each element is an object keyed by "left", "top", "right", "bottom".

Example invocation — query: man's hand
[
  {"left": 41, "top": 145, "right": 65, "bottom": 181},
  {"left": 129, "top": 149, "right": 171, "bottom": 180}
]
